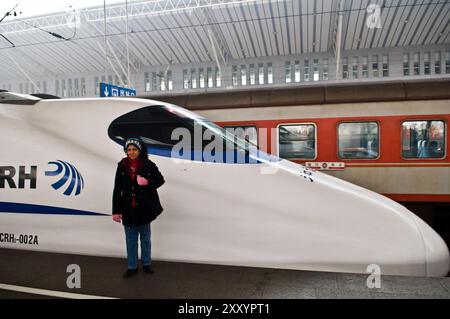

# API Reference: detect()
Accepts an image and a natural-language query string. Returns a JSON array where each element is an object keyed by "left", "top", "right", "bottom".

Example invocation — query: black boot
[
  {"left": 143, "top": 265, "right": 154, "bottom": 274},
  {"left": 123, "top": 268, "right": 138, "bottom": 278}
]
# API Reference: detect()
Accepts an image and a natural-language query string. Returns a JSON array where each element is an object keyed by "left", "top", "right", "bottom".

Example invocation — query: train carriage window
[
  {"left": 338, "top": 122, "right": 379, "bottom": 159},
  {"left": 278, "top": 124, "right": 316, "bottom": 160},
  {"left": 402, "top": 121, "right": 445, "bottom": 159}
]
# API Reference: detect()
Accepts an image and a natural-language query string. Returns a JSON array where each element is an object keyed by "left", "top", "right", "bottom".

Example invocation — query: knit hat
[{"left": 124, "top": 137, "right": 143, "bottom": 152}]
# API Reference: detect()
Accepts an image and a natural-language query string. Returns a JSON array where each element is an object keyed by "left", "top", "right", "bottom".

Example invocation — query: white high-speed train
[{"left": 0, "top": 90, "right": 449, "bottom": 277}]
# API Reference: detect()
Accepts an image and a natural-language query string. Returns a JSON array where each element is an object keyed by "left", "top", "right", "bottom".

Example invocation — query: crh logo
[
  {"left": 0, "top": 166, "right": 36, "bottom": 189},
  {"left": 45, "top": 160, "right": 84, "bottom": 196}
]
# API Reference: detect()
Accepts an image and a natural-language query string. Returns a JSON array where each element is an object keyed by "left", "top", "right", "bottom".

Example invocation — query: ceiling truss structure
[{"left": 0, "top": 0, "right": 448, "bottom": 82}]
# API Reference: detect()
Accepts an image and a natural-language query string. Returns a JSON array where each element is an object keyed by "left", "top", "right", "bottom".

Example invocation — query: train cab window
[
  {"left": 278, "top": 124, "right": 316, "bottom": 160},
  {"left": 108, "top": 105, "right": 254, "bottom": 162},
  {"left": 402, "top": 120, "right": 445, "bottom": 159},
  {"left": 108, "top": 106, "right": 188, "bottom": 147},
  {"left": 223, "top": 125, "right": 258, "bottom": 149},
  {"left": 338, "top": 122, "right": 379, "bottom": 159}
]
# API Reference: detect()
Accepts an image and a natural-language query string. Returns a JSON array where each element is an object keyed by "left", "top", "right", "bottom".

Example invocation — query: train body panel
[
  {"left": 326, "top": 166, "right": 450, "bottom": 197},
  {"left": 1, "top": 93, "right": 449, "bottom": 277}
]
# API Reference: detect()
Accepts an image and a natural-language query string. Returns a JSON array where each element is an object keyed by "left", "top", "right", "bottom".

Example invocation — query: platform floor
[{"left": 0, "top": 248, "right": 449, "bottom": 299}]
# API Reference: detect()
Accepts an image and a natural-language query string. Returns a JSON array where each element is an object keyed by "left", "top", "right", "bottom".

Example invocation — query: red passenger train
[
  {"left": 144, "top": 79, "right": 450, "bottom": 241},
  {"left": 213, "top": 100, "right": 449, "bottom": 204}
]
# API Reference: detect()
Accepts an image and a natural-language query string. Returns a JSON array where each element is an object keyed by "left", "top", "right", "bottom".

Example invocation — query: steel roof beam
[
  {"left": 334, "top": 0, "right": 345, "bottom": 80},
  {"left": 85, "top": 0, "right": 261, "bottom": 22}
]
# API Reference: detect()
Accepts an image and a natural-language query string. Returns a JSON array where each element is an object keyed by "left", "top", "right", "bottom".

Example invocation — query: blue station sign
[{"left": 99, "top": 83, "right": 136, "bottom": 97}]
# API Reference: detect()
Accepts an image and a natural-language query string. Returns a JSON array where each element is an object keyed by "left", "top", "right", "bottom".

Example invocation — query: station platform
[{"left": 0, "top": 248, "right": 449, "bottom": 299}]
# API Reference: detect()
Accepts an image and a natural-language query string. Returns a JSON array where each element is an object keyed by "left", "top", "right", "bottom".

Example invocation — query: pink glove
[
  {"left": 112, "top": 214, "right": 122, "bottom": 223},
  {"left": 137, "top": 175, "right": 149, "bottom": 186}
]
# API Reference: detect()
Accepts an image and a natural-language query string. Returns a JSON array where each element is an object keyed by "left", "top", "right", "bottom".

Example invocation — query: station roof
[{"left": 0, "top": 0, "right": 449, "bottom": 81}]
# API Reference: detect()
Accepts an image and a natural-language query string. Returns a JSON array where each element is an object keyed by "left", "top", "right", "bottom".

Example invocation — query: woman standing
[{"left": 112, "top": 137, "right": 165, "bottom": 278}]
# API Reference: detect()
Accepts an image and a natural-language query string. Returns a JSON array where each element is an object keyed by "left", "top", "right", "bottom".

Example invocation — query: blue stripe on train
[
  {"left": 147, "top": 144, "right": 280, "bottom": 164},
  {"left": 0, "top": 202, "right": 108, "bottom": 216},
  {"left": 113, "top": 139, "right": 280, "bottom": 164}
]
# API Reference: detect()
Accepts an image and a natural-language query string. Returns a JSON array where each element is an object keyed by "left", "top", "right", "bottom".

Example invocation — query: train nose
[{"left": 414, "top": 215, "right": 450, "bottom": 277}]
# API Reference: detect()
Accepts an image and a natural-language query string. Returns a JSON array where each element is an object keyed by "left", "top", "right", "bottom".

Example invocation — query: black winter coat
[{"left": 113, "top": 158, "right": 165, "bottom": 226}]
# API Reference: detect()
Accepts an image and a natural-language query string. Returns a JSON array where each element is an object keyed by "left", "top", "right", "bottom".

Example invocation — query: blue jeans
[{"left": 124, "top": 223, "right": 151, "bottom": 270}]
